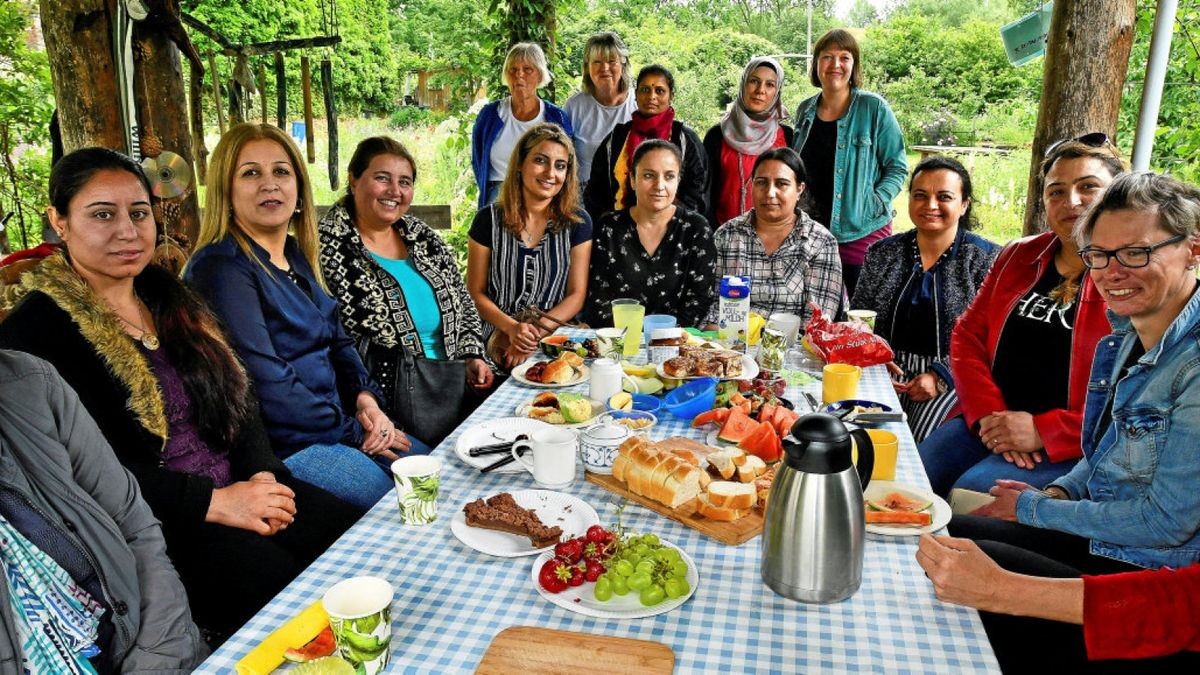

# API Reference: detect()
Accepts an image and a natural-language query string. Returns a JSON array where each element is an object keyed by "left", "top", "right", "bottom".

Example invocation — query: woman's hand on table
[
  {"left": 979, "top": 411, "right": 1043, "bottom": 455},
  {"left": 916, "top": 534, "right": 1011, "bottom": 612},
  {"left": 968, "top": 479, "right": 1035, "bottom": 521},
  {"left": 466, "top": 357, "right": 495, "bottom": 389},
  {"left": 207, "top": 479, "right": 297, "bottom": 535}
]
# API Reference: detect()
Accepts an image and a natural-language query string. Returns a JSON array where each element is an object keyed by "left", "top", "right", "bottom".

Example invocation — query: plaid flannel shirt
[{"left": 707, "top": 209, "right": 843, "bottom": 327}]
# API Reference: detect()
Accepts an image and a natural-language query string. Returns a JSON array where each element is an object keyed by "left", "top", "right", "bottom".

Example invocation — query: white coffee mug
[
  {"left": 511, "top": 428, "right": 578, "bottom": 489},
  {"left": 589, "top": 358, "right": 636, "bottom": 403}
]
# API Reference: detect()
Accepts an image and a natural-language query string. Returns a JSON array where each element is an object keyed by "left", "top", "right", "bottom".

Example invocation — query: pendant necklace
[{"left": 114, "top": 301, "right": 160, "bottom": 351}]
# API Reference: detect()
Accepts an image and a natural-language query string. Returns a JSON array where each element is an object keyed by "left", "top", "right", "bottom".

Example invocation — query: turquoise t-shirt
[{"left": 370, "top": 253, "right": 447, "bottom": 359}]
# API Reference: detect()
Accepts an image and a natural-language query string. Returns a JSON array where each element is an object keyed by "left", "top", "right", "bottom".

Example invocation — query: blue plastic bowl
[
  {"left": 631, "top": 393, "right": 662, "bottom": 414},
  {"left": 662, "top": 377, "right": 718, "bottom": 421}
]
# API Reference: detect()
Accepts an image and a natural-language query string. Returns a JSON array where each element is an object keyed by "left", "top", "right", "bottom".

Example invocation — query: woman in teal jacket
[{"left": 792, "top": 28, "right": 907, "bottom": 296}]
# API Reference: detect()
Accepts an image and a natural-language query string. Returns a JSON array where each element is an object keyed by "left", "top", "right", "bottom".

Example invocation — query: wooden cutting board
[
  {"left": 476, "top": 626, "right": 674, "bottom": 674},
  {"left": 586, "top": 472, "right": 763, "bottom": 546}
]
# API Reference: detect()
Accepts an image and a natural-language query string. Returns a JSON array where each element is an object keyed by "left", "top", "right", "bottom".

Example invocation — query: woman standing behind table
[
  {"left": 319, "top": 137, "right": 493, "bottom": 447},
  {"left": 792, "top": 29, "right": 907, "bottom": 296},
  {"left": 703, "top": 57, "right": 794, "bottom": 228},
  {"left": 583, "top": 140, "right": 716, "bottom": 327},
  {"left": 186, "top": 124, "right": 418, "bottom": 512},
  {"left": 585, "top": 64, "right": 709, "bottom": 223},
  {"left": 921, "top": 137, "right": 1126, "bottom": 496},
  {"left": 0, "top": 147, "right": 358, "bottom": 641},
  {"left": 468, "top": 123, "right": 592, "bottom": 370},
  {"left": 851, "top": 157, "right": 999, "bottom": 443},
  {"left": 564, "top": 32, "right": 637, "bottom": 192},
  {"left": 472, "top": 42, "right": 574, "bottom": 208},
  {"left": 706, "top": 147, "right": 842, "bottom": 328}
]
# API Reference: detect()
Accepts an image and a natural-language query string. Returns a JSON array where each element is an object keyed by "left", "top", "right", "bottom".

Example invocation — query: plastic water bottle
[{"left": 718, "top": 275, "right": 751, "bottom": 351}]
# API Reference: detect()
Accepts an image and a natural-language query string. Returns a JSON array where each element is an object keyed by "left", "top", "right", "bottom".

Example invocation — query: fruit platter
[
  {"left": 531, "top": 515, "right": 698, "bottom": 619},
  {"left": 515, "top": 392, "right": 606, "bottom": 427},
  {"left": 862, "top": 481, "right": 951, "bottom": 536}
]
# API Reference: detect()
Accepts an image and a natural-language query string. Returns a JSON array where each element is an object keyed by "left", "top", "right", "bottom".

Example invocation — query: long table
[{"left": 198, "top": 341, "right": 1000, "bottom": 673}]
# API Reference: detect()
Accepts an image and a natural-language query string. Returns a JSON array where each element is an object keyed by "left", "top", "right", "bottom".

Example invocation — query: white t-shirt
[
  {"left": 488, "top": 98, "right": 545, "bottom": 181},
  {"left": 564, "top": 91, "right": 637, "bottom": 181}
]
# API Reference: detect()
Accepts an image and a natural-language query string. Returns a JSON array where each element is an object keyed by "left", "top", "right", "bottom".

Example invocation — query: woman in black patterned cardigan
[
  {"left": 850, "top": 157, "right": 999, "bottom": 442},
  {"left": 319, "top": 137, "right": 493, "bottom": 446}
]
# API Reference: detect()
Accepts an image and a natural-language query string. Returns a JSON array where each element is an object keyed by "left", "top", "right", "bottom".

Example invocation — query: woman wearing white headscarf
[{"left": 703, "top": 57, "right": 794, "bottom": 227}]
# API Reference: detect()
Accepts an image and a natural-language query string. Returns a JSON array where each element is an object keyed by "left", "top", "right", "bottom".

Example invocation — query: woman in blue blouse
[
  {"left": 467, "top": 123, "right": 592, "bottom": 369},
  {"left": 187, "top": 124, "right": 422, "bottom": 510}
]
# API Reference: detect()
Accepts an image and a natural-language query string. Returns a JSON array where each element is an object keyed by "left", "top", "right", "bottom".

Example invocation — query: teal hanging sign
[{"left": 1001, "top": 2, "right": 1055, "bottom": 67}]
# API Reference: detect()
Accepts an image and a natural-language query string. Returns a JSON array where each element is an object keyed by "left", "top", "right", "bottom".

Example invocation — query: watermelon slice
[
  {"left": 718, "top": 408, "right": 757, "bottom": 443},
  {"left": 866, "top": 492, "right": 933, "bottom": 513},
  {"left": 692, "top": 407, "right": 729, "bottom": 428},
  {"left": 283, "top": 626, "right": 336, "bottom": 663},
  {"left": 738, "top": 422, "right": 780, "bottom": 462},
  {"left": 757, "top": 403, "right": 777, "bottom": 425}
]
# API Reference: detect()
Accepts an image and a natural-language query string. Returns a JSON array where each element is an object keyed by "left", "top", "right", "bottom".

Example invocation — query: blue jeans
[
  {"left": 284, "top": 444, "right": 395, "bottom": 512},
  {"left": 918, "top": 417, "right": 1074, "bottom": 497}
]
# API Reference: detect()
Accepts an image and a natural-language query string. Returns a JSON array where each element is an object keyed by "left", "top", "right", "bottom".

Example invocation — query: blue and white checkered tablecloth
[{"left": 198, "top": 333, "right": 999, "bottom": 674}]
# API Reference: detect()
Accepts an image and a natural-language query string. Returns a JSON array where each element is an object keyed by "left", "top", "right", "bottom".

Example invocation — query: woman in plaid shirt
[{"left": 707, "top": 147, "right": 843, "bottom": 328}]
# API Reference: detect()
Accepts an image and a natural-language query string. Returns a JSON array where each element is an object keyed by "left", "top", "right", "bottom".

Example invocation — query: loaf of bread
[{"left": 613, "top": 437, "right": 702, "bottom": 509}]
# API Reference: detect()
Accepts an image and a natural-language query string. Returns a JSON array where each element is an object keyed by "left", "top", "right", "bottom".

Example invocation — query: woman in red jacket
[
  {"left": 918, "top": 136, "right": 1125, "bottom": 496},
  {"left": 918, "top": 534, "right": 1200, "bottom": 672}
]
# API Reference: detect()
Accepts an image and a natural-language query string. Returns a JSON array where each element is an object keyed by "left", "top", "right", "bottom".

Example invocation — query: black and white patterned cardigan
[{"left": 317, "top": 202, "right": 485, "bottom": 364}]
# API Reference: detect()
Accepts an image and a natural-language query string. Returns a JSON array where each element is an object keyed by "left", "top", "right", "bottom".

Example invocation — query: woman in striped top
[{"left": 467, "top": 123, "right": 593, "bottom": 370}]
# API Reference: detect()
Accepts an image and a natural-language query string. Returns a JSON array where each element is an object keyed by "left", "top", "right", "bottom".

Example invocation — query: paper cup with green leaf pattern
[
  {"left": 391, "top": 455, "right": 441, "bottom": 525},
  {"left": 322, "top": 576, "right": 393, "bottom": 675}
]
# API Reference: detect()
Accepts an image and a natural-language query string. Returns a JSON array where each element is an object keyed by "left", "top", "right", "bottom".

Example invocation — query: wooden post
[
  {"left": 1022, "top": 0, "right": 1137, "bottom": 235},
  {"left": 188, "top": 59, "right": 208, "bottom": 186},
  {"left": 321, "top": 58, "right": 338, "bottom": 190},
  {"left": 258, "top": 63, "right": 268, "bottom": 124},
  {"left": 38, "top": 0, "right": 126, "bottom": 152},
  {"left": 208, "top": 51, "right": 226, "bottom": 134},
  {"left": 274, "top": 52, "right": 287, "bottom": 130},
  {"left": 132, "top": 17, "right": 201, "bottom": 246},
  {"left": 301, "top": 56, "right": 316, "bottom": 164}
]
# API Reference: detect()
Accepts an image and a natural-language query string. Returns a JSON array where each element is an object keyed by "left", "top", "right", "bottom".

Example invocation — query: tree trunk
[
  {"left": 133, "top": 19, "right": 200, "bottom": 246},
  {"left": 1023, "top": 0, "right": 1137, "bottom": 235},
  {"left": 39, "top": 0, "right": 126, "bottom": 152}
]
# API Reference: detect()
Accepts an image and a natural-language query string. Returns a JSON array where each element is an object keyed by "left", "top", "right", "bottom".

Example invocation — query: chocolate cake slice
[{"left": 462, "top": 493, "right": 563, "bottom": 548}]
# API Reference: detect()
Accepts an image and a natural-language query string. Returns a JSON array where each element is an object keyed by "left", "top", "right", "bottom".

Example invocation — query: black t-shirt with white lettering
[{"left": 991, "top": 265, "right": 1078, "bottom": 415}]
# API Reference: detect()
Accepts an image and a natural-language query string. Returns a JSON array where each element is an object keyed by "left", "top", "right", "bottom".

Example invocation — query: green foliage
[{"left": 0, "top": 0, "right": 54, "bottom": 249}]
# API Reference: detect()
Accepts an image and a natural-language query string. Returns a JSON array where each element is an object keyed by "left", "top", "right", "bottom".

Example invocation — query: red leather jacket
[
  {"left": 949, "top": 232, "right": 1110, "bottom": 462},
  {"left": 1084, "top": 564, "right": 1200, "bottom": 660}
]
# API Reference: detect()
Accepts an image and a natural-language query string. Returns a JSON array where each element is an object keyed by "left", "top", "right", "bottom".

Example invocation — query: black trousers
[
  {"left": 162, "top": 477, "right": 360, "bottom": 641},
  {"left": 949, "top": 515, "right": 1200, "bottom": 673}
]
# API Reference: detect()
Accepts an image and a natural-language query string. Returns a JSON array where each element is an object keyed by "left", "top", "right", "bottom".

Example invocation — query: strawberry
[
  {"left": 554, "top": 538, "right": 584, "bottom": 563},
  {"left": 567, "top": 563, "right": 585, "bottom": 587},
  {"left": 584, "top": 558, "right": 606, "bottom": 582},
  {"left": 538, "top": 559, "right": 571, "bottom": 593}
]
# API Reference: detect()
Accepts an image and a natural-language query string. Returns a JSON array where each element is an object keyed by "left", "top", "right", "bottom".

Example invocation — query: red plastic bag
[{"left": 801, "top": 305, "right": 894, "bottom": 367}]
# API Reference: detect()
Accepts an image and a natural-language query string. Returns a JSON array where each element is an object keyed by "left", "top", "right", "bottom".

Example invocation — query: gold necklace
[{"left": 112, "top": 300, "right": 160, "bottom": 351}]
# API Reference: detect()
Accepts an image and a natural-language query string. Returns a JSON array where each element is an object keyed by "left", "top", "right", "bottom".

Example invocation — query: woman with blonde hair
[
  {"left": 472, "top": 42, "right": 574, "bottom": 208},
  {"left": 186, "top": 123, "right": 416, "bottom": 511},
  {"left": 564, "top": 32, "right": 637, "bottom": 189},
  {"left": 467, "top": 123, "right": 592, "bottom": 369}
]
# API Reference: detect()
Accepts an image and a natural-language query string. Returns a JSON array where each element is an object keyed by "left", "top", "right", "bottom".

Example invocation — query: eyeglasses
[
  {"left": 1044, "top": 132, "right": 1110, "bottom": 158},
  {"left": 1077, "top": 234, "right": 1186, "bottom": 269}
]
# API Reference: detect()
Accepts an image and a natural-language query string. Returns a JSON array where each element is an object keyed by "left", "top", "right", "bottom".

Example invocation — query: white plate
[
  {"left": 511, "top": 361, "right": 590, "bottom": 388},
  {"left": 451, "top": 490, "right": 599, "bottom": 557},
  {"left": 656, "top": 354, "right": 759, "bottom": 381},
  {"left": 530, "top": 539, "right": 699, "bottom": 618},
  {"left": 863, "top": 480, "right": 951, "bottom": 536},
  {"left": 515, "top": 397, "right": 606, "bottom": 428},
  {"left": 454, "top": 417, "right": 555, "bottom": 474}
]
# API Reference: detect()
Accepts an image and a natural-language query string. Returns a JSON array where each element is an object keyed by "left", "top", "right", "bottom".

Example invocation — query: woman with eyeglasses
[
  {"left": 936, "top": 171, "right": 1200, "bottom": 672},
  {"left": 919, "top": 137, "right": 1125, "bottom": 496}
]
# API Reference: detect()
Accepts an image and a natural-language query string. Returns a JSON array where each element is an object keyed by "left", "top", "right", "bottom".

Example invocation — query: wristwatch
[{"left": 934, "top": 374, "right": 949, "bottom": 395}]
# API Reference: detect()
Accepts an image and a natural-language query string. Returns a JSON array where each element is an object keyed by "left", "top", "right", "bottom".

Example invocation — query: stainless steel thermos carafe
[{"left": 761, "top": 413, "right": 874, "bottom": 603}]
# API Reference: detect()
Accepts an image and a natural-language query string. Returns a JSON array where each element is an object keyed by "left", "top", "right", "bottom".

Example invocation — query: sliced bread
[
  {"left": 707, "top": 481, "right": 757, "bottom": 510},
  {"left": 696, "top": 493, "right": 747, "bottom": 522}
]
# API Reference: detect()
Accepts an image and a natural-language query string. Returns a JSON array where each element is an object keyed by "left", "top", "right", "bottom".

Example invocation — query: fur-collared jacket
[{"left": 0, "top": 253, "right": 285, "bottom": 531}]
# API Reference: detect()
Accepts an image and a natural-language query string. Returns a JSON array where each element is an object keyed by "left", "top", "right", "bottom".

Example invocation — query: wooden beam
[
  {"left": 274, "top": 52, "right": 286, "bottom": 130},
  {"left": 208, "top": 51, "right": 225, "bottom": 133},
  {"left": 301, "top": 56, "right": 315, "bottom": 164},
  {"left": 180, "top": 12, "right": 234, "bottom": 50},
  {"left": 225, "top": 36, "right": 341, "bottom": 57},
  {"left": 321, "top": 58, "right": 338, "bottom": 190},
  {"left": 188, "top": 59, "right": 208, "bottom": 186}
]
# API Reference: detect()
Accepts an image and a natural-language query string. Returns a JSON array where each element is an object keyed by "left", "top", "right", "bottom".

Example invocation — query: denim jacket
[
  {"left": 791, "top": 89, "right": 908, "bottom": 243},
  {"left": 1017, "top": 285, "right": 1200, "bottom": 569}
]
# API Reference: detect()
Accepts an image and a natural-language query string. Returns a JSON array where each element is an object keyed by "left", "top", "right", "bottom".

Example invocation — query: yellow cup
[
  {"left": 822, "top": 363, "right": 862, "bottom": 403},
  {"left": 866, "top": 429, "right": 899, "bottom": 481}
]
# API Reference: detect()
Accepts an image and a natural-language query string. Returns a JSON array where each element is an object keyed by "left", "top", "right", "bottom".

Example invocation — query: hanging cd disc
[{"left": 141, "top": 151, "right": 193, "bottom": 199}]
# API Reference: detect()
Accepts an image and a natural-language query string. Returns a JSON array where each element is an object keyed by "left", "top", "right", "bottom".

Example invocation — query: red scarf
[{"left": 620, "top": 108, "right": 676, "bottom": 208}]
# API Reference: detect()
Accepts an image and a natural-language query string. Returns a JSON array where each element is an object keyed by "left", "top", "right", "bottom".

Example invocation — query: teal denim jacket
[
  {"left": 1017, "top": 285, "right": 1200, "bottom": 570},
  {"left": 791, "top": 89, "right": 908, "bottom": 243}
]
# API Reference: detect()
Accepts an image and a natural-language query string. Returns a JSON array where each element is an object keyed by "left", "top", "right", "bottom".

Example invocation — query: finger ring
[{"left": 380, "top": 429, "right": 390, "bottom": 438}]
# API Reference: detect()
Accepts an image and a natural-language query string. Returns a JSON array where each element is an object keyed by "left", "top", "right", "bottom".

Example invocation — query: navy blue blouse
[{"left": 185, "top": 236, "right": 384, "bottom": 457}]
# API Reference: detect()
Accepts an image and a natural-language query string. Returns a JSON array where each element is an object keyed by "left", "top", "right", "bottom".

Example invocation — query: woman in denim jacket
[
  {"left": 791, "top": 29, "right": 907, "bottom": 296},
  {"left": 953, "top": 172, "right": 1200, "bottom": 577}
]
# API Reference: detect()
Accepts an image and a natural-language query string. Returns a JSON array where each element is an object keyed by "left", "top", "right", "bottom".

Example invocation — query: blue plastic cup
[{"left": 642, "top": 314, "right": 677, "bottom": 345}]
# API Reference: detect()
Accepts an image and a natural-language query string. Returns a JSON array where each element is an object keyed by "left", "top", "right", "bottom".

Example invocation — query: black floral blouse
[{"left": 583, "top": 207, "right": 718, "bottom": 327}]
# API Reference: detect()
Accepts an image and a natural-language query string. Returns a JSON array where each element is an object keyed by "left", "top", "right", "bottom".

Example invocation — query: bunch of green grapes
[{"left": 592, "top": 533, "right": 690, "bottom": 606}]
